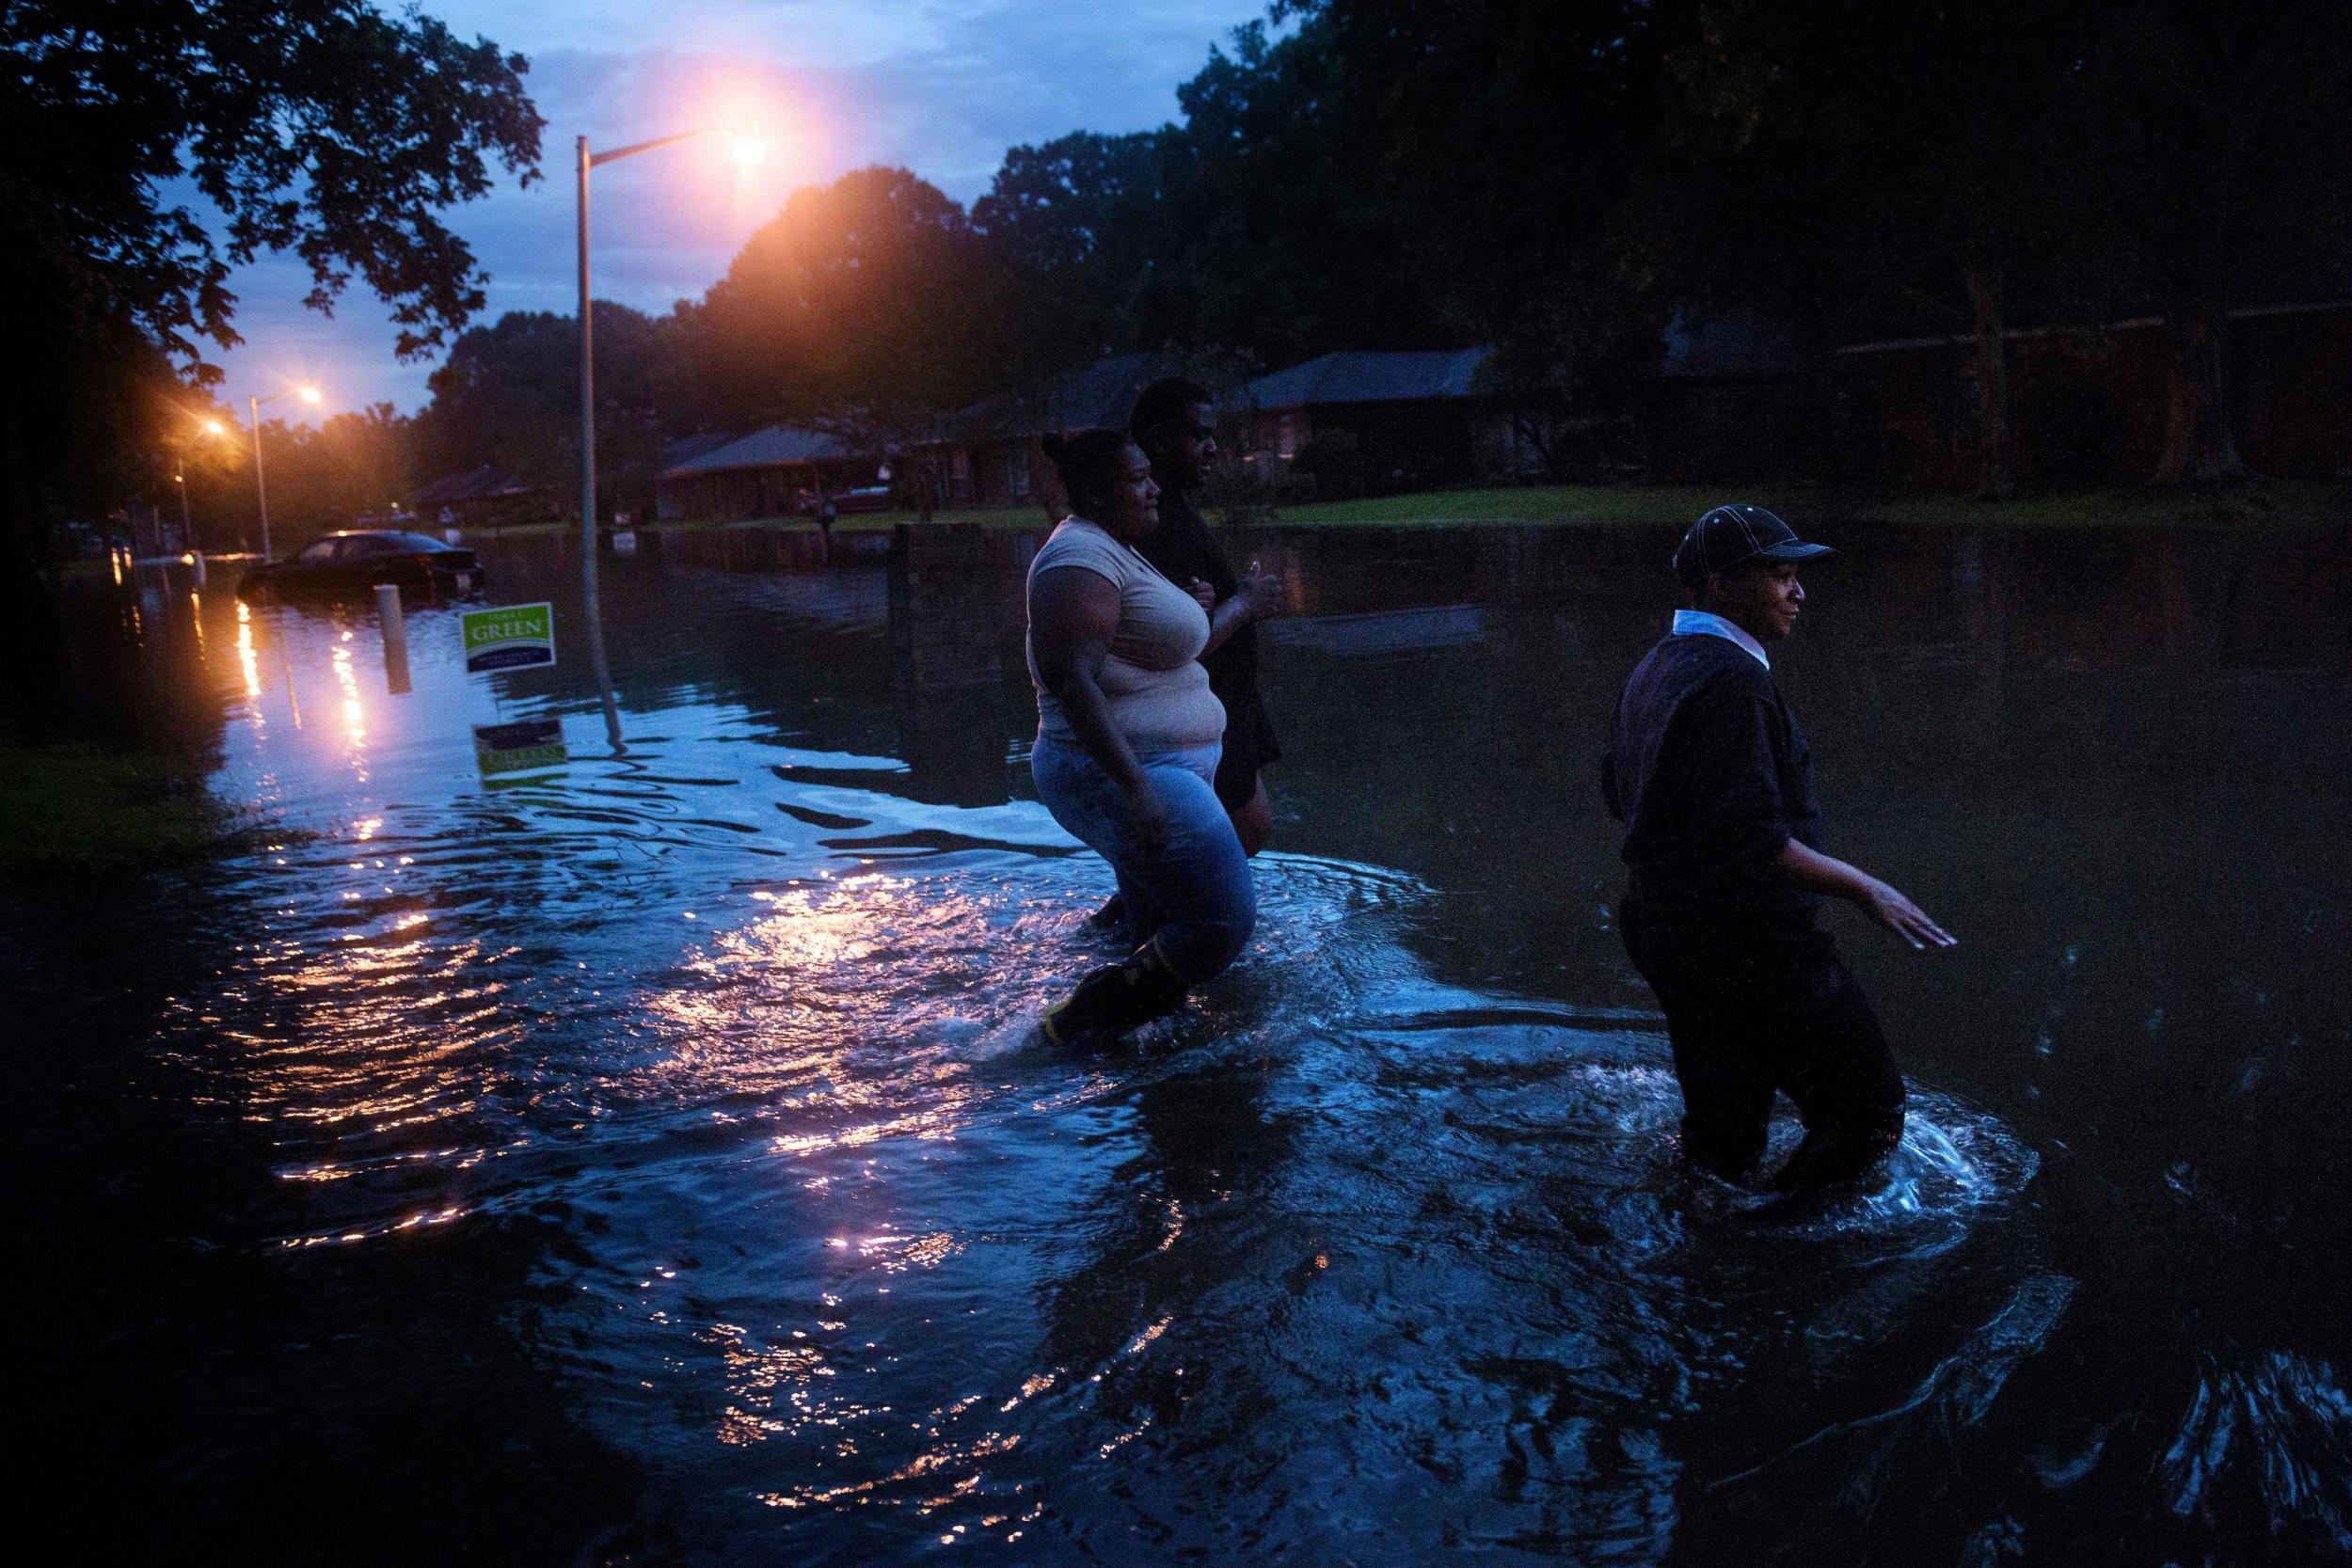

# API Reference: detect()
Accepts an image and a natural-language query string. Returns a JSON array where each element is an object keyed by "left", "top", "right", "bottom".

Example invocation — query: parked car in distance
[
  {"left": 795, "top": 486, "right": 894, "bottom": 517},
  {"left": 830, "top": 485, "right": 895, "bottom": 515},
  {"left": 237, "top": 531, "right": 485, "bottom": 604}
]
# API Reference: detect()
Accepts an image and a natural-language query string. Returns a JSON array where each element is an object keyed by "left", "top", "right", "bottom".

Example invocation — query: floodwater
[{"left": 8, "top": 517, "right": 2351, "bottom": 1565}]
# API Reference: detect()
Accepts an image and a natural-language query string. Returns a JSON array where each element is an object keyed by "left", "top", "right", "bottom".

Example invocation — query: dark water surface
[{"left": 8, "top": 518, "right": 2351, "bottom": 1564}]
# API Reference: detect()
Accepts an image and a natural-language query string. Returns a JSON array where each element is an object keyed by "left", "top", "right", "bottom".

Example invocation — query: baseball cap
[{"left": 1672, "top": 504, "right": 1832, "bottom": 589}]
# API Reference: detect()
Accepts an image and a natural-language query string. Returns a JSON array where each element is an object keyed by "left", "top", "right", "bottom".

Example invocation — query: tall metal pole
[
  {"left": 577, "top": 135, "right": 625, "bottom": 751},
  {"left": 247, "top": 393, "right": 273, "bottom": 561}
]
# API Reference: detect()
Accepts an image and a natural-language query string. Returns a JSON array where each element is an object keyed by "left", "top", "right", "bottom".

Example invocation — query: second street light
[
  {"left": 576, "top": 123, "right": 762, "bottom": 752},
  {"left": 246, "top": 385, "right": 323, "bottom": 562}
]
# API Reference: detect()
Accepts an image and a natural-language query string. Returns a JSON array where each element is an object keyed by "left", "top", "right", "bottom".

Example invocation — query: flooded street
[{"left": 8, "top": 519, "right": 2351, "bottom": 1564}]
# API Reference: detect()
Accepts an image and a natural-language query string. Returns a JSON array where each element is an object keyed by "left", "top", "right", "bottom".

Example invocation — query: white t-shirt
[{"left": 1025, "top": 516, "right": 1226, "bottom": 752}]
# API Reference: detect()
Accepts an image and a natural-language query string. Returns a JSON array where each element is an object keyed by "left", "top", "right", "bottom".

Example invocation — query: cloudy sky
[{"left": 212, "top": 0, "right": 1270, "bottom": 422}]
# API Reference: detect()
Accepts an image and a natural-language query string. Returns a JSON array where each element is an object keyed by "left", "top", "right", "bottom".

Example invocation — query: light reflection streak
[
  {"left": 236, "top": 600, "right": 261, "bottom": 697},
  {"left": 752, "top": 1433, "right": 1022, "bottom": 1511},
  {"left": 278, "top": 1204, "right": 467, "bottom": 1248},
  {"left": 270, "top": 610, "right": 302, "bottom": 728},
  {"left": 636, "top": 875, "right": 994, "bottom": 1142}
]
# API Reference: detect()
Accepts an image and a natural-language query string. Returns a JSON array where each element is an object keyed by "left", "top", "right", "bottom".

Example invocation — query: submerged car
[{"left": 237, "top": 530, "right": 485, "bottom": 603}]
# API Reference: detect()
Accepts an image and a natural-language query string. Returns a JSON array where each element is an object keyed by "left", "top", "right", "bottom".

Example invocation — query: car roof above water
[{"left": 327, "top": 529, "right": 462, "bottom": 552}]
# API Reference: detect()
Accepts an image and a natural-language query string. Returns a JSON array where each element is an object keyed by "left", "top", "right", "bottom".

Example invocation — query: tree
[
  {"left": 1655, "top": 0, "right": 2107, "bottom": 498},
  {"left": 2085, "top": 1, "right": 2352, "bottom": 484},
  {"left": 1275, "top": 1, "right": 1673, "bottom": 460},
  {"left": 408, "top": 304, "right": 696, "bottom": 518},
  {"left": 1, "top": 0, "right": 541, "bottom": 732},
  {"left": 1157, "top": 16, "right": 1470, "bottom": 360},
  {"left": 974, "top": 130, "right": 1168, "bottom": 366},
  {"left": 694, "top": 167, "right": 1015, "bottom": 457}
]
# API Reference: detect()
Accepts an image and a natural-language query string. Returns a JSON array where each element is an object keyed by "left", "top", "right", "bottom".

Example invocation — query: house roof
[
  {"left": 1041, "top": 351, "right": 1191, "bottom": 431},
  {"left": 1244, "top": 348, "right": 1492, "bottom": 409},
  {"left": 411, "top": 465, "right": 537, "bottom": 505},
  {"left": 1661, "top": 309, "right": 1799, "bottom": 379},
  {"left": 921, "top": 352, "right": 1209, "bottom": 447},
  {"left": 663, "top": 425, "right": 857, "bottom": 477},
  {"left": 661, "top": 432, "right": 737, "bottom": 468}
]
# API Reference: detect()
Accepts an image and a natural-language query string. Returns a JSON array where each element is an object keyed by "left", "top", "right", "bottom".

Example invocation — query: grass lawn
[
  {"left": 1271, "top": 479, "right": 2352, "bottom": 530},
  {"left": 0, "top": 742, "right": 249, "bottom": 882},
  {"left": 634, "top": 480, "right": 2351, "bottom": 538},
  {"left": 642, "top": 507, "right": 1051, "bottom": 534}
]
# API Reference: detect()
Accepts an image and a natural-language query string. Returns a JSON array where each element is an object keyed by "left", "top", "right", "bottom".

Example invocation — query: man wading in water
[{"left": 1604, "top": 505, "right": 1956, "bottom": 1196}]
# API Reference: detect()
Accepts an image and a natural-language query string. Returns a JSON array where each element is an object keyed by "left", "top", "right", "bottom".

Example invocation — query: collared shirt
[
  {"left": 1671, "top": 609, "right": 1770, "bottom": 670},
  {"left": 1607, "top": 618, "right": 1822, "bottom": 927}
]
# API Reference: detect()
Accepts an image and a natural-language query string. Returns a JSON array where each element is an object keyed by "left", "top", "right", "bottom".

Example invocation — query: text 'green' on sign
[{"left": 461, "top": 602, "right": 557, "bottom": 674}]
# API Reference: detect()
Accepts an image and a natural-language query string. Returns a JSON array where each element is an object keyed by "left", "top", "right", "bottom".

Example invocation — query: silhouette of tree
[
  {"left": 2084, "top": 0, "right": 2352, "bottom": 483},
  {"left": 409, "top": 305, "right": 697, "bottom": 518},
  {"left": 1, "top": 0, "right": 540, "bottom": 732},
  {"left": 693, "top": 166, "right": 1015, "bottom": 458}
]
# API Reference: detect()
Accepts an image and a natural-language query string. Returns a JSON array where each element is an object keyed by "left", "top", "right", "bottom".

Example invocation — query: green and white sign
[
  {"left": 472, "top": 718, "right": 567, "bottom": 777},
  {"left": 461, "top": 602, "right": 556, "bottom": 673}
]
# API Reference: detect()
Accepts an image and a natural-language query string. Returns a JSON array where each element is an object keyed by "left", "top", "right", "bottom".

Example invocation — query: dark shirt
[
  {"left": 1133, "top": 487, "right": 1282, "bottom": 771},
  {"left": 1603, "top": 632, "right": 1823, "bottom": 927}
]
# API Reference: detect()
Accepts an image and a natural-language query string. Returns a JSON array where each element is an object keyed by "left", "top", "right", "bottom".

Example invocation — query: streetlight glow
[
  {"left": 202, "top": 420, "right": 225, "bottom": 436},
  {"left": 246, "top": 381, "right": 327, "bottom": 560},
  {"left": 574, "top": 117, "right": 769, "bottom": 753}
]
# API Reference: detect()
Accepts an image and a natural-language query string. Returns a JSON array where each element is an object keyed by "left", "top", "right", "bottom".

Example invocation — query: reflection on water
[{"left": 7, "top": 516, "right": 2351, "bottom": 1564}]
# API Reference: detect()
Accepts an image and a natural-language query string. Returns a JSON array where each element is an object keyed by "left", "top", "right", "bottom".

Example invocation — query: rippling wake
[
  {"left": 127, "top": 684, "right": 2324, "bottom": 1563},
  {"left": 504, "top": 838, "right": 2055, "bottom": 1561}
]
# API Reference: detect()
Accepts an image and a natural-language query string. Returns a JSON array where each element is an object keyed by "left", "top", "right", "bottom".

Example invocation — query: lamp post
[
  {"left": 577, "top": 124, "right": 762, "bottom": 751},
  {"left": 246, "top": 386, "right": 322, "bottom": 561}
]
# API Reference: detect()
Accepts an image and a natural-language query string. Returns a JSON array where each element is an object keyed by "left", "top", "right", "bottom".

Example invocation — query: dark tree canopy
[
  {"left": 412, "top": 304, "right": 695, "bottom": 503},
  {"left": 1, "top": 0, "right": 543, "bottom": 368},
  {"left": 693, "top": 166, "right": 1017, "bottom": 448},
  {"left": 1, "top": 1, "right": 542, "bottom": 734}
]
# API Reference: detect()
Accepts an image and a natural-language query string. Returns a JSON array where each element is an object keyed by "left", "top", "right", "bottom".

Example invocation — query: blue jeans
[{"left": 1032, "top": 734, "right": 1256, "bottom": 983}]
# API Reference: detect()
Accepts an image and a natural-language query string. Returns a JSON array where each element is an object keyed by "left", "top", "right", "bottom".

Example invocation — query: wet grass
[
  {"left": 1272, "top": 479, "right": 2352, "bottom": 530},
  {"left": 0, "top": 742, "right": 246, "bottom": 881},
  {"left": 636, "top": 479, "right": 2352, "bottom": 536}
]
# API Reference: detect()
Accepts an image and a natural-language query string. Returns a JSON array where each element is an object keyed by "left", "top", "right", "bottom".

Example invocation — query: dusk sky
[{"left": 211, "top": 0, "right": 1271, "bottom": 424}]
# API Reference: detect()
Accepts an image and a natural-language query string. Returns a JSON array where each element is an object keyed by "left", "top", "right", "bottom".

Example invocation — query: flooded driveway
[{"left": 8, "top": 518, "right": 2350, "bottom": 1563}]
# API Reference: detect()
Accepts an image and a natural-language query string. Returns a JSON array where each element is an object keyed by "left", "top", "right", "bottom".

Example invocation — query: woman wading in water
[{"left": 1026, "top": 429, "right": 1276, "bottom": 1044}]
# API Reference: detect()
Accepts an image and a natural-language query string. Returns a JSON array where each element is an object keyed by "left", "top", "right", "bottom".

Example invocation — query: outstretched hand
[
  {"left": 1237, "top": 561, "right": 1285, "bottom": 620},
  {"left": 1862, "top": 880, "right": 1956, "bottom": 950},
  {"left": 1185, "top": 577, "right": 1216, "bottom": 611}
]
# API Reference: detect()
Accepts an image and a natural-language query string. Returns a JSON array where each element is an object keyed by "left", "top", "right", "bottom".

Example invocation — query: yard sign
[{"left": 461, "top": 602, "right": 557, "bottom": 673}]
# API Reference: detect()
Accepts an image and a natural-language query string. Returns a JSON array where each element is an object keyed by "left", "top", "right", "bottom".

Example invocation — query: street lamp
[
  {"left": 575, "top": 123, "right": 762, "bottom": 751},
  {"left": 246, "top": 384, "right": 323, "bottom": 561}
]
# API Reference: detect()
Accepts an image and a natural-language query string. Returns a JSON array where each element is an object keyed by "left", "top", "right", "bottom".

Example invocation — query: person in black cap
[{"left": 1603, "top": 503, "right": 1956, "bottom": 1196}]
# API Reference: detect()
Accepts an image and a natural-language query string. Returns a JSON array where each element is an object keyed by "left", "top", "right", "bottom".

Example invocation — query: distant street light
[
  {"left": 176, "top": 412, "right": 230, "bottom": 550},
  {"left": 575, "top": 122, "right": 762, "bottom": 750},
  {"left": 246, "top": 384, "right": 323, "bottom": 561}
]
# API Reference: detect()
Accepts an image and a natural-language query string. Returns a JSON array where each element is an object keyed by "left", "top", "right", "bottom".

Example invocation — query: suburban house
[
  {"left": 906, "top": 351, "right": 1200, "bottom": 511},
  {"left": 1232, "top": 348, "right": 1527, "bottom": 497},
  {"left": 408, "top": 464, "right": 551, "bottom": 529},
  {"left": 1635, "top": 309, "right": 1805, "bottom": 482},
  {"left": 1632, "top": 299, "right": 2352, "bottom": 486},
  {"left": 1835, "top": 299, "right": 2352, "bottom": 489},
  {"left": 654, "top": 425, "right": 885, "bottom": 521}
]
